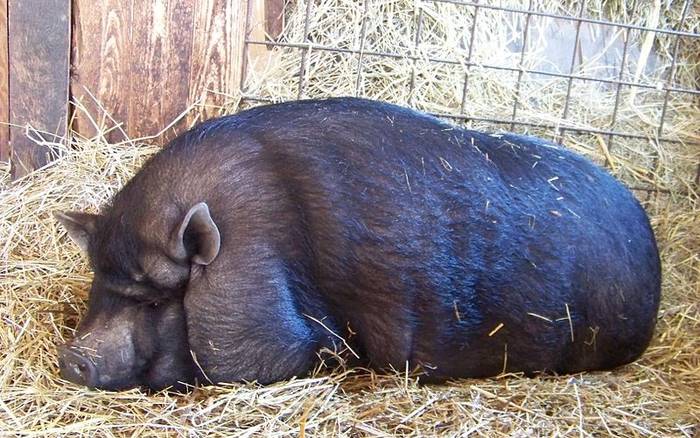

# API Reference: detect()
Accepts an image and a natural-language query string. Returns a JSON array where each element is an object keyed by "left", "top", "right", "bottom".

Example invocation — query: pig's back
[{"left": 173, "top": 98, "right": 661, "bottom": 378}]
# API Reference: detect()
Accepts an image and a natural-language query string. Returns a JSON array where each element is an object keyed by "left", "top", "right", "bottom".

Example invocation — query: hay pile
[{"left": 2, "top": 0, "right": 698, "bottom": 435}]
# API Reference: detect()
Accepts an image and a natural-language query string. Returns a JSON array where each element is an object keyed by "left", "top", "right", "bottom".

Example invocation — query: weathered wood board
[
  {"left": 71, "top": 0, "right": 250, "bottom": 144},
  {"left": 70, "top": 0, "right": 131, "bottom": 142},
  {"left": 4, "top": 0, "right": 282, "bottom": 177},
  {"left": 265, "top": 0, "right": 284, "bottom": 41},
  {"left": 8, "top": 0, "right": 70, "bottom": 178},
  {"left": 244, "top": 0, "right": 285, "bottom": 91},
  {"left": 0, "top": 0, "right": 9, "bottom": 163},
  {"left": 188, "top": 0, "right": 247, "bottom": 122}
]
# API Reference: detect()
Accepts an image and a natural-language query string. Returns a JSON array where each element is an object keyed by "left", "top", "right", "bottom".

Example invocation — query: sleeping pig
[{"left": 55, "top": 97, "right": 661, "bottom": 391}]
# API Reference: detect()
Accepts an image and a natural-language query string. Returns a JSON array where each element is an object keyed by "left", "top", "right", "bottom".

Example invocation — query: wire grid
[{"left": 240, "top": 0, "right": 700, "bottom": 194}]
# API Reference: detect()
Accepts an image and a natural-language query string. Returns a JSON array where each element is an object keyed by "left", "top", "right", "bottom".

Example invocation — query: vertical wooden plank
[
  {"left": 162, "top": 1, "right": 195, "bottom": 141},
  {"left": 246, "top": 0, "right": 284, "bottom": 48},
  {"left": 189, "top": 0, "right": 248, "bottom": 120},
  {"left": 8, "top": 0, "right": 70, "bottom": 178},
  {"left": 243, "top": 0, "right": 278, "bottom": 92},
  {"left": 0, "top": 0, "right": 8, "bottom": 163},
  {"left": 70, "top": 0, "right": 99, "bottom": 139},
  {"left": 72, "top": 0, "right": 249, "bottom": 143},
  {"left": 265, "top": 0, "right": 284, "bottom": 42},
  {"left": 128, "top": 0, "right": 195, "bottom": 142},
  {"left": 128, "top": 1, "right": 167, "bottom": 139},
  {"left": 245, "top": 0, "right": 268, "bottom": 71},
  {"left": 71, "top": 0, "right": 132, "bottom": 143},
  {"left": 71, "top": 0, "right": 248, "bottom": 141}
]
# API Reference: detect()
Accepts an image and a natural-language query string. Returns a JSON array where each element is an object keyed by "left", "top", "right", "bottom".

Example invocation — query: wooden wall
[
  {"left": 0, "top": 0, "right": 284, "bottom": 179},
  {"left": 0, "top": 0, "right": 8, "bottom": 164}
]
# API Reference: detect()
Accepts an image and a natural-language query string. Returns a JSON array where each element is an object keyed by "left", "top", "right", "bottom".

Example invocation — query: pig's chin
[
  {"left": 141, "top": 347, "right": 197, "bottom": 392},
  {"left": 141, "top": 301, "right": 197, "bottom": 392},
  {"left": 91, "top": 342, "right": 195, "bottom": 392},
  {"left": 143, "top": 364, "right": 196, "bottom": 393},
  {"left": 92, "top": 360, "right": 194, "bottom": 393}
]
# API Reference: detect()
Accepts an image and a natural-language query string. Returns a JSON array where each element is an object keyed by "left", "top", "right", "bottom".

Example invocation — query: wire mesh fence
[{"left": 240, "top": 0, "right": 699, "bottom": 197}]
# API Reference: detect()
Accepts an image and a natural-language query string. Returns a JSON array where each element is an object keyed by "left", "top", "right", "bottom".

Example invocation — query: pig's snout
[{"left": 58, "top": 345, "right": 98, "bottom": 387}]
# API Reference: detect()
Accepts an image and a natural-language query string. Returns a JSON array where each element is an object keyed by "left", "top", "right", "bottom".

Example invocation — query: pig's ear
[
  {"left": 171, "top": 202, "right": 221, "bottom": 265},
  {"left": 54, "top": 211, "right": 99, "bottom": 252}
]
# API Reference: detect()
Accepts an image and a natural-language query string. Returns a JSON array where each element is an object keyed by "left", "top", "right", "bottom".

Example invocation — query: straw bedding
[{"left": 1, "top": 0, "right": 698, "bottom": 435}]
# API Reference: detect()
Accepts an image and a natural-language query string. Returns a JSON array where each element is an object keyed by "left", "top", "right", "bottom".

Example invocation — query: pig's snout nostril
[{"left": 58, "top": 344, "right": 98, "bottom": 388}]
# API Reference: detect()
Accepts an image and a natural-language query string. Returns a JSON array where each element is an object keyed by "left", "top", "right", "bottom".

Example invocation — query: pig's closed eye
[
  {"left": 121, "top": 283, "right": 153, "bottom": 297},
  {"left": 115, "top": 280, "right": 164, "bottom": 300}
]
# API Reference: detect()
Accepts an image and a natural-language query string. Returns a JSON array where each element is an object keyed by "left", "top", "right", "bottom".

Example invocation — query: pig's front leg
[{"left": 183, "top": 254, "right": 328, "bottom": 385}]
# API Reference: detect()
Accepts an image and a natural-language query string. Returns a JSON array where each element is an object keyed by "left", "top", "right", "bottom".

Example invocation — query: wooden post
[
  {"left": 0, "top": 0, "right": 9, "bottom": 163},
  {"left": 8, "top": 0, "right": 70, "bottom": 178},
  {"left": 243, "top": 0, "right": 284, "bottom": 92},
  {"left": 265, "top": 0, "right": 285, "bottom": 43},
  {"left": 187, "top": 0, "right": 249, "bottom": 122},
  {"left": 70, "top": 0, "right": 132, "bottom": 142}
]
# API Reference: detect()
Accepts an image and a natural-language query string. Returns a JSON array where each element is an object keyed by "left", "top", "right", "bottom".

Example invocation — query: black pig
[{"left": 55, "top": 98, "right": 660, "bottom": 391}]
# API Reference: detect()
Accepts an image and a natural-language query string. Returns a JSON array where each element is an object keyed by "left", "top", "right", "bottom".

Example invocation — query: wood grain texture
[
  {"left": 265, "top": 0, "right": 284, "bottom": 42},
  {"left": 9, "top": 0, "right": 70, "bottom": 178},
  {"left": 71, "top": 0, "right": 132, "bottom": 142},
  {"left": 128, "top": 0, "right": 195, "bottom": 141},
  {"left": 0, "top": 0, "right": 8, "bottom": 162},
  {"left": 245, "top": 0, "right": 269, "bottom": 68},
  {"left": 161, "top": 1, "right": 195, "bottom": 141},
  {"left": 72, "top": 0, "right": 249, "bottom": 144},
  {"left": 188, "top": 0, "right": 248, "bottom": 120}
]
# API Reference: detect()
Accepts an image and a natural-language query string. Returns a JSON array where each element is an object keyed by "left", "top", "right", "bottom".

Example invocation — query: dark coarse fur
[{"left": 58, "top": 97, "right": 661, "bottom": 390}]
